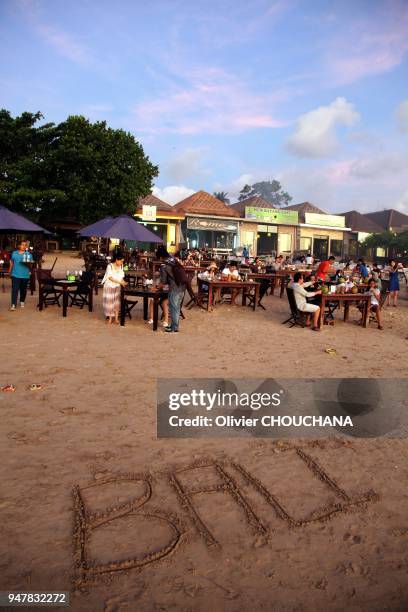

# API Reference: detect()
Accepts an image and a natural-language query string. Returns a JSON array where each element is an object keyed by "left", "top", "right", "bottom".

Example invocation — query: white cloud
[
  {"left": 152, "top": 185, "right": 195, "bottom": 205},
  {"left": 166, "top": 148, "right": 210, "bottom": 183},
  {"left": 393, "top": 190, "right": 408, "bottom": 214},
  {"left": 395, "top": 100, "right": 408, "bottom": 133},
  {"left": 286, "top": 97, "right": 360, "bottom": 158},
  {"left": 349, "top": 153, "right": 408, "bottom": 180}
]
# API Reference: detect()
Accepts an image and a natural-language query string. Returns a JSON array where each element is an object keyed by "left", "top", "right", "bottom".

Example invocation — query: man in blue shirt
[
  {"left": 9, "top": 240, "right": 33, "bottom": 310},
  {"left": 357, "top": 259, "right": 369, "bottom": 279}
]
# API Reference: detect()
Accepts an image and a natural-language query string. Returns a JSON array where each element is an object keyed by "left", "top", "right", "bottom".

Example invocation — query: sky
[{"left": 1, "top": 0, "right": 408, "bottom": 213}]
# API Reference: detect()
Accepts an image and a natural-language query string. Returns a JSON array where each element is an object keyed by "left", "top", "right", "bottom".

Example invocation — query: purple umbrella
[
  {"left": 79, "top": 214, "right": 163, "bottom": 242},
  {"left": 0, "top": 205, "right": 51, "bottom": 233}
]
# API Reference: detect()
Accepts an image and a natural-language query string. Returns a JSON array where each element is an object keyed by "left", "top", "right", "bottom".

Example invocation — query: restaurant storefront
[
  {"left": 184, "top": 216, "right": 239, "bottom": 251},
  {"left": 135, "top": 198, "right": 183, "bottom": 253},
  {"left": 299, "top": 213, "right": 349, "bottom": 259},
  {"left": 243, "top": 206, "right": 299, "bottom": 255}
]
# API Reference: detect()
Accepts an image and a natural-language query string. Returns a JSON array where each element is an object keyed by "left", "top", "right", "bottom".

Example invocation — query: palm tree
[{"left": 213, "top": 191, "right": 230, "bottom": 204}]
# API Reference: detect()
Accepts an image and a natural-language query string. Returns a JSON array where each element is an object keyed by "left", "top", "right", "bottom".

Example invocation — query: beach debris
[
  {"left": 29, "top": 384, "right": 43, "bottom": 391},
  {"left": 324, "top": 348, "right": 337, "bottom": 355},
  {"left": 1, "top": 384, "right": 16, "bottom": 392}
]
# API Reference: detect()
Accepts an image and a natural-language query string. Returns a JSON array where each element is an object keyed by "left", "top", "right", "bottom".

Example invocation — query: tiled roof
[
  {"left": 173, "top": 190, "right": 240, "bottom": 217},
  {"left": 285, "top": 201, "right": 327, "bottom": 214},
  {"left": 231, "top": 196, "right": 275, "bottom": 216},
  {"left": 340, "top": 210, "right": 384, "bottom": 233},
  {"left": 137, "top": 194, "right": 173, "bottom": 212},
  {"left": 364, "top": 209, "right": 408, "bottom": 231},
  {"left": 284, "top": 202, "right": 327, "bottom": 223}
]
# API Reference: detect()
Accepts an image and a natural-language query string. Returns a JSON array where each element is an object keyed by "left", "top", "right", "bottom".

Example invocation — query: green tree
[
  {"left": 238, "top": 180, "right": 292, "bottom": 207},
  {"left": 363, "top": 230, "right": 408, "bottom": 258},
  {"left": 213, "top": 191, "right": 230, "bottom": 204},
  {"left": 0, "top": 109, "right": 63, "bottom": 219},
  {"left": 0, "top": 110, "right": 159, "bottom": 224},
  {"left": 238, "top": 184, "right": 252, "bottom": 201}
]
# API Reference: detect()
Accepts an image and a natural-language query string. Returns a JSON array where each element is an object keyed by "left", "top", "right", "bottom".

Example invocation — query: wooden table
[
  {"left": 38, "top": 279, "right": 93, "bottom": 317},
  {"left": 120, "top": 287, "right": 168, "bottom": 330},
  {"left": 246, "top": 273, "right": 277, "bottom": 308},
  {"left": 319, "top": 293, "right": 371, "bottom": 330},
  {"left": 267, "top": 271, "right": 291, "bottom": 298},
  {"left": 206, "top": 280, "right": 260, "bottom": 311}
]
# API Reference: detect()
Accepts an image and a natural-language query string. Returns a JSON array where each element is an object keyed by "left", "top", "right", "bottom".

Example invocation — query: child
[{"left": 365, "top": 278, "right": 383, "bottom": 330}]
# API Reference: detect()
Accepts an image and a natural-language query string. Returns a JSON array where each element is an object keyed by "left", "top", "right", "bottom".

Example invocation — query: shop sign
[
  {"left": 304, "top": 213, "right": 345, "bottom": 228},
  {"left": 245, "top": 207, "right": 298, "bottom": 225},
  {"left": 187, "top": 217, "right": 238, "bottom": 232},
  {"left": 142, "top": 205, "right": 157, "bottom": 221}
]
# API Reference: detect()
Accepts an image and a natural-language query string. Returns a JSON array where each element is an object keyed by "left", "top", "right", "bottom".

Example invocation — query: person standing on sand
[
  {"left": 385, "top": 259, "right": 400, "bottom": 307},
  {"left": 9, "top": 240, "right": 33, "bottom": 311},
  {"left": 315, "top": 255, "right": 335, "bottom": 281},
  {"left": 157, "top": 245, "right": 187, "bottom": 333},
  {"left": 102, "top": 252, "right": 127, "bottom": 324}
]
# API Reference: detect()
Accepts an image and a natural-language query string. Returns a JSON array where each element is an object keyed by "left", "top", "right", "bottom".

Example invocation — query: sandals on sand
[{"left": 1, "top": 385, "right": 16, "bottom": 392}]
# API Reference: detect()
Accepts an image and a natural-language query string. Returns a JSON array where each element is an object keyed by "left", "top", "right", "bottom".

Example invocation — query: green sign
[{"left": 245, "top": 206, "right": 298, "bottom": 225}]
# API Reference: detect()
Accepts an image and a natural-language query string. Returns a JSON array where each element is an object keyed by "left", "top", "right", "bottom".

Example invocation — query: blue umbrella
[
  {"left": 0, "top": 205, "right": 51, "bottom": 233},
  {"left": 79, "top": 214, "right": 162, "bottom": 242}
]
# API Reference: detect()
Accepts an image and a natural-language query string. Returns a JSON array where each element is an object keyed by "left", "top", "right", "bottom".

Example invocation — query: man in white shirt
[
  {"left": 291, "top": 272, "right": 322, "bottom": 331},
  {"left": 306, "top": 253, "right": 314, "bottom": 266}
]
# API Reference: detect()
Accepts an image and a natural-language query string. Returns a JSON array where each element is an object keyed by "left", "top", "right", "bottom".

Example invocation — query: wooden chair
[
  {"left": 36, "top": 269, "right": 63, "bottom": 308},
  {"left": 187, "top": 277, "right": 208, "bottom": 310},
  {"left": 69, "top": 272, "right": 94, "bottom": 309},
  {"left": 282, "top": 287, "right": 306, "bottom": 328},
  {"left": 123, "top": 296, "right": 139, "bottom": 319}
]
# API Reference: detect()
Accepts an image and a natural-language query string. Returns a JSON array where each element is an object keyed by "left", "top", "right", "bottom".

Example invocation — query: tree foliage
[
  {"left": 363, "top": 230, "right": 408, "bottom": 257},
  {"left": 0, "top": 110, "right": 159, "bottom": 224},
  {"left": 238, "top": 180, "right": 292, "bottom": 207},
  {"left": 213, "top": 191, "right": 230, "bottom": 204}
]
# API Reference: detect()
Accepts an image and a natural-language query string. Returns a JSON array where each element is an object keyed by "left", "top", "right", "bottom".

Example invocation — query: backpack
[{"left": 167, "top": 259, "right": 189, "bottom": 287}]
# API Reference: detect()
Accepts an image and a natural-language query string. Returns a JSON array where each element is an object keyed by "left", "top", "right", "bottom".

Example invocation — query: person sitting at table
[
  {"left": 304, "top": 273, "right": 319, "bottom": 291},
  {"left": 306, "top": 253, "right": 314, "bottom": 266},
  {"left": 272, "top": 255, "right": 284, "bottom": 271},
  {"left": 198, "top": 266, "right": 221, "bottom": 303},
  {"left": 102, "top": 252, "right": 127, "bottom": 324},
  {"left": 316, "top": 255, "right": 335, "bottom": 281},
  {"left": 356, "top": 258, "right": 369, "bottom": 279},
  {"left": 362, "top": 278, "right": 383, "bottom": 330},
  {"left": 221, "top": 263, "right": 240, "bottom": 306},
  {"left": 251, "top": 257, "right": 265, "bottom": 272},
  {"left": 291, "top": 272, "right": 322, "bottom": 331}
]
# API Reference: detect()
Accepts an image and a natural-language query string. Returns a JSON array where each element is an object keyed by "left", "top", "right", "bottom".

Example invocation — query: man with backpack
[{"left": 157, "top": 246, "right": 188, "bottom": 333}]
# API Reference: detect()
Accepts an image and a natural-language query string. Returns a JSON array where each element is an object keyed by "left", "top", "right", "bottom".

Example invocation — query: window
[
  {"left": 330, "top": 239, "right": 343, "bottom": 257},
  {"left": 300, "top": 237, "right": 312, "bottom": 251},
  {"left": 278, "top": 233, "right": 292, "bottom": 252}
]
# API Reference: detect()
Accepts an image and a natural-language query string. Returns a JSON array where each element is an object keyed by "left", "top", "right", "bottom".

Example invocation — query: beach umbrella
[
  {"left": 0, "top": 205, "right": 51, "bottom": 233},
  {"left": 78, "top": 214, "right": 162, "bottom": 243}
]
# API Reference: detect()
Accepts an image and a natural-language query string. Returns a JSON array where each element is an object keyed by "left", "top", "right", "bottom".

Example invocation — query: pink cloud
[
  {"left": 129, "top": 67, "right": 288, "bottom": 135},
  {"left": 327, "top": 2, "right": 408, "bottom": 85}
]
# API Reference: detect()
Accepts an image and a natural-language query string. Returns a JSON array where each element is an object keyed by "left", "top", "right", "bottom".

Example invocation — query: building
[
  {"left": 173, "top": 191, "right": 240, "bottom": 252},
  {"left": 231, "top": 196, "right": 299, "bottom": 255},
  {"left": 340, "top": 210, "right": 384, "bottom": 258},
  {"left": 363, "top": 209, "right": 408, "bottom": 234},
  {"left": 135, "top": 194, "right": 184, "bottom": 253},
  {"left": 285, "top": 202, "right": 350, "bottom": 259}
]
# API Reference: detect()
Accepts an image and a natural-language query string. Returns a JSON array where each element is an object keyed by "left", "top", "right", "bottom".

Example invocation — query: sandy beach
[{"left": 1, "top": 253, "right": 407, "bottom": 612}]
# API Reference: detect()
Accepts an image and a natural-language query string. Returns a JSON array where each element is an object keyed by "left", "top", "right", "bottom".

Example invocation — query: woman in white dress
[{"left": 102, "top": 253, "right": 127, "bottom": 324}]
